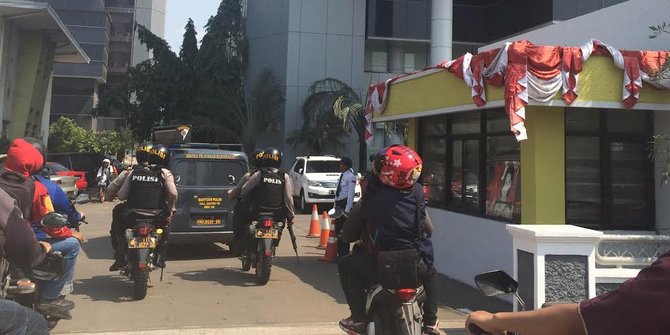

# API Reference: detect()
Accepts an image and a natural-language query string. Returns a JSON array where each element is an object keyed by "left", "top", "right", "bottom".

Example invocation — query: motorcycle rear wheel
[
  {"left": 132, "top": 267, "right": 149, "bottom": 300},
  {"left": 255, "top": 254, "right": 272, "bottom": 285}
]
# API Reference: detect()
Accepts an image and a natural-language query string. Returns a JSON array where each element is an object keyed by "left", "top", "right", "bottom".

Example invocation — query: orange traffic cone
[
  {"left": 307, "top": 204, "right": 320, "bottom": 238},
  {"left": 317, "top": 211, "right": 330, "bottom": 249},
  {"left": 319, "top": 221, "right": 338, "bottom": 263}
]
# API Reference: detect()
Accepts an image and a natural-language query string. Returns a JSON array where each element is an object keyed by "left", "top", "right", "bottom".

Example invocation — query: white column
[
  {"left": 431, "top": 0, "right": 453, "bottom": 65},
  {"left": 507, "top": 225, "right": 603, "bottom": 310}
]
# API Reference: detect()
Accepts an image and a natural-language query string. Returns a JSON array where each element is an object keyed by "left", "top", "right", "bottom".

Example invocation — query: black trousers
[
  {"left": 109, "top": 202, "right": 170, "bottom": 263},
  {"left": 334, "top": 199, "right": 350, "bottom": 258},
  {"left": 232, "top": 201, "right": 251, "bottom": 253},
  {"left": 337, "top": 251, "right": 439, "bottom": 326}
]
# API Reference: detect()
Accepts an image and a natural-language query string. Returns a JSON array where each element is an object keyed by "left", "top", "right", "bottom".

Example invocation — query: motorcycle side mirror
[
  {"left": 174, "top": 175, "right": 181, "bottom": 183},
  {"left": 75, "top": 193, "right": 90, "bottom": 204},
  {"left": 228, "top": 175, "right": 236, "bottom": 185},
  {"left": 474, "top": 270, "right": 518, "bottom": 297}
]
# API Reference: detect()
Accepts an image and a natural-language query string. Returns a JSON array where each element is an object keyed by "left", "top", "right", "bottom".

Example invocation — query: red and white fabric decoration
[{"left": 369, "top": 39, "right": 669, "bottom": 141}]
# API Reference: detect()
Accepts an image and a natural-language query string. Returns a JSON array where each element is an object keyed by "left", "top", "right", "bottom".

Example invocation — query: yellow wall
[
  {"left": 407, "top": 118, "right": 418, "bottom": 150},
  {"left": 520, "top": 106, "right": 566, "bottom": 224},
  {"left": 377, "top": 55, "right": 670, "bottom": 121}
]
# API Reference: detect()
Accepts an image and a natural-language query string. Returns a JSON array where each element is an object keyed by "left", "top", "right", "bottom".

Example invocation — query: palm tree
[
  {"left": 235, "top": 69, "right": 284, "bottom": 156},
  {"left": 286, "top": 79, "right": 351, "bottom": 154}
]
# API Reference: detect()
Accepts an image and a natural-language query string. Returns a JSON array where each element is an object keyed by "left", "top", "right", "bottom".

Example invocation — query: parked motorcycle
[
  {"left": 120, "top": 211, "right": 164, "bottom": 300},
  {"left": 468, "top": 270, "right": 526, "bottom": 335},
  {"left": 241, "top": 212, "right": 283, "bottom": 285}
]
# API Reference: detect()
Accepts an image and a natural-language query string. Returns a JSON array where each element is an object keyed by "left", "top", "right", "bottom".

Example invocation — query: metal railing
[{"left": 596, "top": 235, "right": 670, "bottom": 267}]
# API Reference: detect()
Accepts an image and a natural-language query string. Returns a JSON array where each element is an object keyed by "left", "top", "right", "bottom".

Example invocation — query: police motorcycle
[
  {"left": 241, "top": 210, "right": 284, "bottom": 285},
  {"left": 118, "top": 146, "right": 172, "bottom": 300},
  {"left": 119, "top": 208, "right": 166, "bottom": 300},
  {"left": 1, "top": 213, "right": 78, "bottom": 330}
]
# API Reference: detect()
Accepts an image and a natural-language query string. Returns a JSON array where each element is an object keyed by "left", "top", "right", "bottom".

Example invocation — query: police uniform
[
  {"left": 116, "top": 165, "right": 178, "bottom": 267},
  {"left": 239, "top": 168, "right": 294, "bottom": 223},
  {"left": 334, "top": 167, "right": 357, "bottom": 258},
  {"left": 239, "top": 167, "right": 295, "bottom": 250}
]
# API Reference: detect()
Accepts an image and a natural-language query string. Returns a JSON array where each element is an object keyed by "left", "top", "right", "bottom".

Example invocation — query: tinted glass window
[
  {"left": 293, "top": 159, "right": 304, "bottom": 173},
  {"left": 173, "top": 160, "right": 246, "bottom": 187},
  {"left": 46, "top": 162, "right": 70, "bottom": 173},
  {"left": 305, "top": 161, "right": 341, "bottom": 173}
]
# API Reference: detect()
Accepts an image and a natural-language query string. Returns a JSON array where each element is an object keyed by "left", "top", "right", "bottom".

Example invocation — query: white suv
[{"left": 289, "top": 156, "right": 361, "bottom": 213}]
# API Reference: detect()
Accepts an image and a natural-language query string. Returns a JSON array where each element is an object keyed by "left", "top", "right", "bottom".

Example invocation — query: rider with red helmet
[{"left": 337, "top": 145, "right": 441, "bottom": 335}]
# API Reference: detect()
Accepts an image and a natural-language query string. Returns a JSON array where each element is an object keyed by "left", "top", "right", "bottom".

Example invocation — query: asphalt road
[{"left": 52, "top": 200, "right": 467, "bottom": 334}]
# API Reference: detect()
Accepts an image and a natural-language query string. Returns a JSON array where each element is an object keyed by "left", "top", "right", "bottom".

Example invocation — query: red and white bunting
[{"left": 371, "top": 39, "right": 669, "bottom": 141}]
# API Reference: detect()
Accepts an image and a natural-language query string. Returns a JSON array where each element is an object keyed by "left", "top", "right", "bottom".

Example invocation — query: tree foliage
[
  {"left": 236, "top": 68, "right": 284, "bottom": 156},
  {"left": 48, "top": 117, "right": 134, "bottom": 155},
  {"left": 286, "top": 80, "right": 351, "bottom": 155},
  {"left": 180, "top": 18, "right": 198, "bottom": 68},
  {"left": 96, "top": 0, "right": 249, "bottom": 145},
  {"left": 289, "top": 78, "right": 405, "bottom": 172}
]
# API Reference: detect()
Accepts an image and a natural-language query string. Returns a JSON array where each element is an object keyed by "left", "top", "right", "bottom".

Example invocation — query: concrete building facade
[
  {"left": 245, "top": 0, "right": 631, "bottom": 168},
  {"left": 46, "top": 0, "right": 165, "bottom": 132},
  {"left": 0, "top": 0, "right": 88, "bottom": 144}
]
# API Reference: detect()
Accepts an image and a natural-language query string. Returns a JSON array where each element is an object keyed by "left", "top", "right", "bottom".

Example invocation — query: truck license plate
[{"left": 196, "top": 217, "right": 221, "bottom": 225}]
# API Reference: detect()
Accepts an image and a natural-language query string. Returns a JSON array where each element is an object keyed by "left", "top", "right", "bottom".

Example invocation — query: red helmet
[{"left": 376, "top": 145, "right": 423, "bottom": 189}]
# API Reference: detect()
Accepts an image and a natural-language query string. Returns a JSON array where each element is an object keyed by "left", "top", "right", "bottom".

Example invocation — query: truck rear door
[{"left": 170, "top": 157, "right": 247, "bottom": 235}]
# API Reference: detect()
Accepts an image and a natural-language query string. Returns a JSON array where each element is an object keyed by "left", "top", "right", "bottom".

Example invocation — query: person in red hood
[
  {"left": 4, "top": 138, "right": 54, "bottom": 225},
  {"left": 4, "top": 138, "right": 81, "bottom": 318}
]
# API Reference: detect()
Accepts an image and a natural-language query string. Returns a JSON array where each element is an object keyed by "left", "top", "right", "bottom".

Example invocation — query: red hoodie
[{"left": 5, "top": 139, "right": 73, "bottom": 239}]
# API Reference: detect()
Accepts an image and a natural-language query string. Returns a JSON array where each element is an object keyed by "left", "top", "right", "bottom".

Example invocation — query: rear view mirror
[
  {"left": 298, "top": 168, "right": 303, "bottom": 175},
  {"left": 475, "top": 270, "right": 518, "bottom": 297},
  {"left": 174, "top": 175, "right": 181, "bottom": 184},
  {"left": 228, "top": 175, "right": 236, "bottom": 185},
  {"left": 75, "top": 193, "right": 90, "bottom": 204}
]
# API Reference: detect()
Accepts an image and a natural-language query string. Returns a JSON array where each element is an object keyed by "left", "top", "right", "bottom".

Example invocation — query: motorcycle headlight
[{"left": 308, "top": 180, "right": 323, "bottom": 187}]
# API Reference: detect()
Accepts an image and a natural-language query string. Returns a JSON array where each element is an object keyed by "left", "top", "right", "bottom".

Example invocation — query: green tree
[
  {"left": 97, "top": 1, "right": 249, "bottom": 144},
  {"left": 180, "top": 18, "right": 198, "bottom": 68},
  {"left": 286, "top": 80, "right": 349, "bottom": 155},
  {"left": 194, "top": 0, "right": 248, "bottom": 142}
]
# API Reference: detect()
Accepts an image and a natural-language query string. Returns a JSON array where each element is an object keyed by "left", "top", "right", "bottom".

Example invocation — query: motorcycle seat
[{"left": 130, "top": 209, "right": 164, "bottom": 218}]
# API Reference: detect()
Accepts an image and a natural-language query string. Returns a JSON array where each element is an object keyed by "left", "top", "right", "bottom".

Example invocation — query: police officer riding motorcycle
[
  {"left": 238, "top": 147, "right": 295, "bottom": 285},
  {"left": 115, "top": 144, "right": 178, "bottom": 299}
]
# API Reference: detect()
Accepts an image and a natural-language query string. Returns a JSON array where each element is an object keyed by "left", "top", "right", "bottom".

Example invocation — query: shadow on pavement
[
  {"left": 173, "top": 267, "right": 258, "bottom": 287},
  {"left": 80, "top": 236, "right": 114, "bottom": 260},
  {"left": 273, "top": 255, "right": 347, "bottom": 304},
  {"left": 173, "top": 255, "right": 347, "bottom": 304},
  {"left": 167, "top": 243, "right": 234, "bottom": 261},
  {"left": 72, "top": 275, "right": 149, "bottom": 303}
]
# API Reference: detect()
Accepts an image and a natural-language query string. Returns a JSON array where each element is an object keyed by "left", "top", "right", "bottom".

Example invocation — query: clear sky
[{"left": 164, "top": 0, "right": 222, "bottom": 53}]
